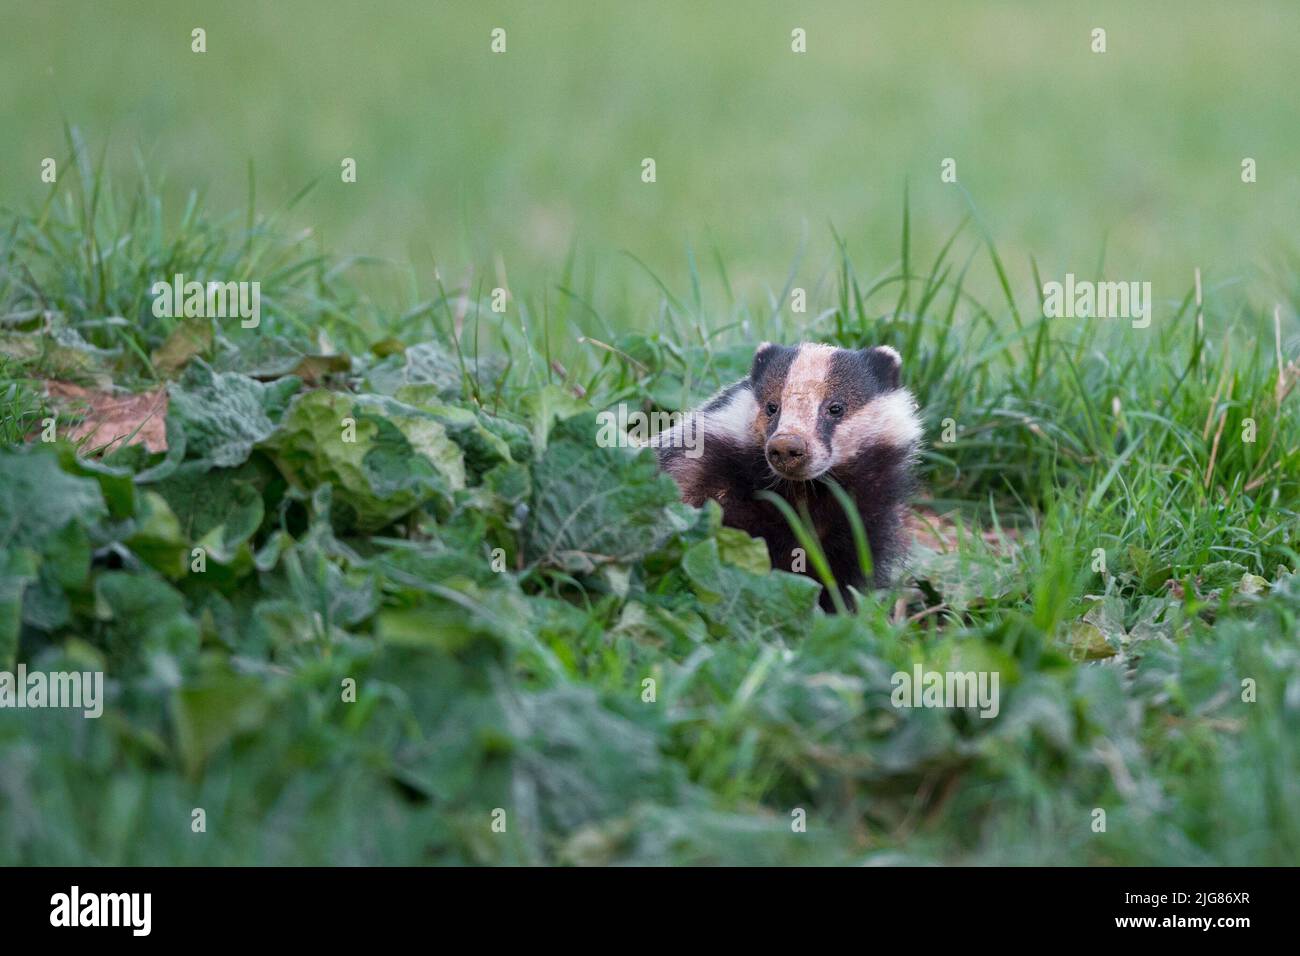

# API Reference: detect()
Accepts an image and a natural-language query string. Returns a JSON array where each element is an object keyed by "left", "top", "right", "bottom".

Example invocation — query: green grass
[
  {"left": 3, "top": 1, "right": 1299, "bottom": 306},
  {"left": 1, "top": 157, "right": 1297, "bottom": 865}
]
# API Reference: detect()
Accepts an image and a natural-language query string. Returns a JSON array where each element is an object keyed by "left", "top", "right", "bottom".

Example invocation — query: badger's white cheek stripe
[
  {"left": 831, "top": 389, "right": 922, "bottom": 466},
  {"left": 648, "top": 381, "right": 759, "bottom": 453},
  {"left": 704, "top": 386, "right": 759, "bottom": 445}
]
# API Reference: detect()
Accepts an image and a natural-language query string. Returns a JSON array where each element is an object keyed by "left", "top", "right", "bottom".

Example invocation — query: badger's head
[{"left": 748, "top": 341, "right": 920, "bottom": 481}]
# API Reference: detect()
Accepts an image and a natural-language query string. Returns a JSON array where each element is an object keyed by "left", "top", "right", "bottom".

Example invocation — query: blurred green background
[
  {"left": 2, "top": 0, "right": 1296, "bottom": 308},
  {"left": 4, "top": 1, "right": 1300, "bottom": 868}
]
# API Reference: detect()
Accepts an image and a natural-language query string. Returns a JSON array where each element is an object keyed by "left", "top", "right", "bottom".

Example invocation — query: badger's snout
[{"left": 766, "top": 433, "right": 809, "bottom": 477}]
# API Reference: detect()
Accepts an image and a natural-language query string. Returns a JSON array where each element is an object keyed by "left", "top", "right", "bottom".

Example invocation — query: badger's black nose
[{"left": 767, "top": 434, "right": 807, "bottom": 470}]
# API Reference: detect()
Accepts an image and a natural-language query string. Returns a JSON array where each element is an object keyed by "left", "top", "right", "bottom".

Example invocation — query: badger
[{"left": 654, "top": 342, "right": 922, "bottom": 611}]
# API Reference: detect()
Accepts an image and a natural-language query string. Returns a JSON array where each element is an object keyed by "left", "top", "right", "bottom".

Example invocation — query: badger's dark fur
[{"left": 655, "top": 342, "right": 921, "bottom": 611}]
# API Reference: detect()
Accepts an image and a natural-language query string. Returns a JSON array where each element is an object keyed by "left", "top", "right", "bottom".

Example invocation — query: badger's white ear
[
  {"left": 863, "top": 345, "right": 902, "bottom": 389},
  {"left": 750, "top": 341, "right": 779, "bottom": 381}
]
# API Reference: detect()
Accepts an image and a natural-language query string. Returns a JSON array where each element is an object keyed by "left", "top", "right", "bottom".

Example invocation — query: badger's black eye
[
  {"left": 827, "top": 402, "right": 845, "bottom": 417},
  {"left": 765, "top": 402, "right": 779, "bottom": 416}
]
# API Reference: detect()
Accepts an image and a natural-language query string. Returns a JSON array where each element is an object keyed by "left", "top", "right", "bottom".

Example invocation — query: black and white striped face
[{"left": 749, "top": 342, "right": 919, "bottom": 480}]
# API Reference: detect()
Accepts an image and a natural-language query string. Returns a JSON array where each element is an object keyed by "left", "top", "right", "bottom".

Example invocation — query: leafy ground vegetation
[{"left": 1, "top": 163, "right": 1298, "bottom": 865}]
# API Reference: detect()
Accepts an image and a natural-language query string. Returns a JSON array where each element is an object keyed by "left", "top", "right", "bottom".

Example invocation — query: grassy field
[
  {"left": 1, "top": 3, "right": 1299, "bottom": 865},
  {"left": 3, "top": 1, "right": 1299, "bottom": 307}
]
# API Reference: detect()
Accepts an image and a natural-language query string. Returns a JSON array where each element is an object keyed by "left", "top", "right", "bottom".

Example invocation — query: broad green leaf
[
  {"left": 715, "top": 526, "right": 771, "bottom": 575},
  {"left": 153, "top": 460, "right": 268, "bottom": 557},
  {"left": 168, "top": 360, "right": 300, "bottom": 468},
  {"left": 681, "top": 537, "right": 821, "bottom": 642},
  {"left": 520, "top": 384, "right": 589, "bottom": 455},
  {"left": 0, "top": 444, "right": 105, "bottom": 548},
  {"left": 125, "top": 491, "right": 189, "bottom": 579},
  {"left": 524, "top": 412, "right": 692, "bottom": 572},
  {"left": 365, "top": 339, "right": 505, "bottom": 399},
  {"left": 260, "top": 390, "right": 464, "bottom": 532}
]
